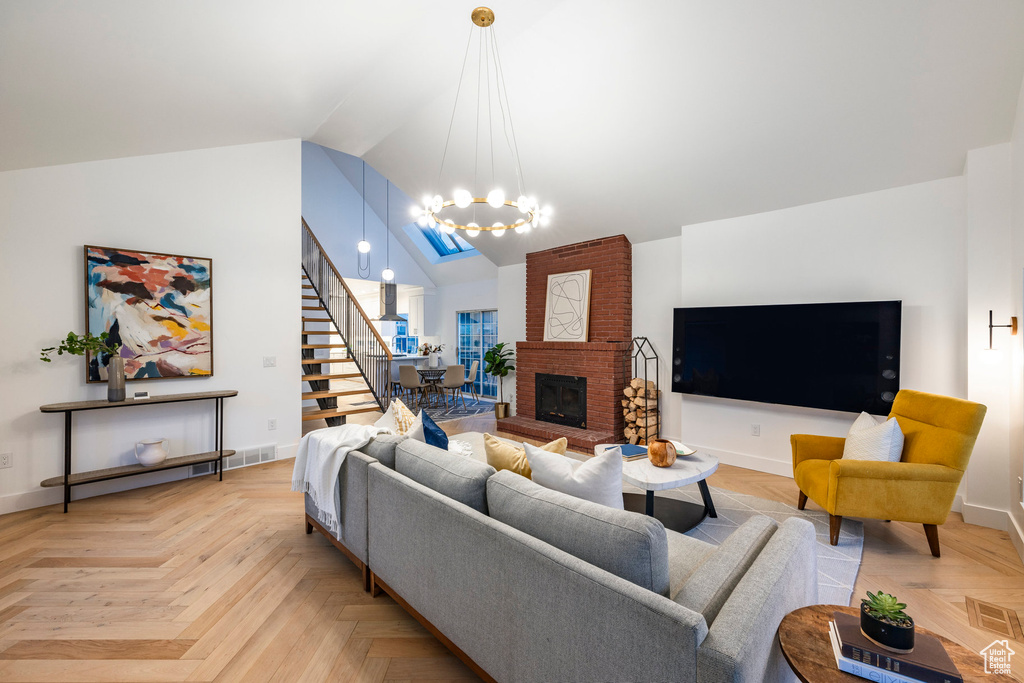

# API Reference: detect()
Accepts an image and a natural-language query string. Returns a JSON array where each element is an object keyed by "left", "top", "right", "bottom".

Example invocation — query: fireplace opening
[{"left": 536, "top": 373, "right": 587, "bottom": 429}]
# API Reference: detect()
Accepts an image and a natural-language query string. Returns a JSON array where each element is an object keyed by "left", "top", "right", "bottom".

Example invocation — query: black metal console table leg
[
  {"left": 218, "top": 397, "right": 224, "bottom": 481},
  {"left": 63, "top": 411, "right": 72, "bottom": 513},
  {"left": 698, "top": 480, "right": 718, "bottom": 518}
]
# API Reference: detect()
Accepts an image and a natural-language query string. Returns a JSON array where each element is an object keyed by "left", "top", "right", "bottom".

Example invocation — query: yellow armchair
[{"left": 792, "top": 389, "right": 986, "bottom": 557}]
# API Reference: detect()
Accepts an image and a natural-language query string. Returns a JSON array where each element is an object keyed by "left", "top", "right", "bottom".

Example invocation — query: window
[
  {"left": 420, "top": 225, "right": 476, "bottom": 257},
  {"left": 457, "top": 310, "right": 499, "bottom": 399},
  {"left": 392, "top": 316, "right": 419, "bottom": 355}
]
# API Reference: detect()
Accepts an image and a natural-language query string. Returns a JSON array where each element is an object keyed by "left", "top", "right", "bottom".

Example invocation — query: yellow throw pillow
[
  {"left": 391, "top": 399, "right": 417, "bottom": 435},
  {"left": 484, "top": 434, "right": 567, "bottom": 480}
]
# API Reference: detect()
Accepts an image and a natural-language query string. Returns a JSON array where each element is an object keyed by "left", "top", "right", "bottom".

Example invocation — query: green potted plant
[
  {"left": 41, "top": 331, "right": 126, "bottom": 402},
  {"left": 483, "top": 342, "right": 515, "bottom": 419},
  {"left": 860, "top": 590, "right": 915, "bottom": 653}
]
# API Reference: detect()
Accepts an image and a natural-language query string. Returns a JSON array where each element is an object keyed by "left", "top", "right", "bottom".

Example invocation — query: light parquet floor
[{"left": 3, "top": 412, "right": 1024, "bottom": 681}]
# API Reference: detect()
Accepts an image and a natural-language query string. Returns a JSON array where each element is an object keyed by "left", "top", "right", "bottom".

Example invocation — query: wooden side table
[{"left": 779, "top": 605, "right": 1017, "bottom": 682}]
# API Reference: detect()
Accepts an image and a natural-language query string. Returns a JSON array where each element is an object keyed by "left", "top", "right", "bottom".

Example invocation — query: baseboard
[
  {"left": 951, "top": 494, "right": 964, "bottom": 514},
  {"left": 0, "top": 467, "right": 188, "bottom": 516},
  {"left": 692, "top": 445, "right": 794, "bottom": 478},
  {"left": 961, "top": 501, "right": 1010, "bottom": 531},
  {"left": 0, "top": 488, "right": 63, "bottom": 516},
  {"left": 1009, "top": 504, "right": 1024, "bottom": 564}
]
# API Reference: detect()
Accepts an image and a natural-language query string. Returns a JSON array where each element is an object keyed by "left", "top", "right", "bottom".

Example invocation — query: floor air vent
[{"left": 190, "top": 444, "right": 277, "bottom": 477}]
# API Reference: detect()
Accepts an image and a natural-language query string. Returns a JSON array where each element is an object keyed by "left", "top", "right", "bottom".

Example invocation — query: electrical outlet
[
  {"left": 0, "top": 453, "right": 12, "bottom": 469},
  {"left": 263, "top": 356, "right": 277, "bottom": 368},
  {"left": 267, "top": 419, "right": 277, "bottom": 431},
  {"left": 751, "top": 424, "right": 760, "bottom": 437}
]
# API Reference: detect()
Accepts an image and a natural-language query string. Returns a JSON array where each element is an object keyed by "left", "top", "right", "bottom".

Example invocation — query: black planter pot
[{"left": 860, "top": 603, "right": 915, "bottom": 653}]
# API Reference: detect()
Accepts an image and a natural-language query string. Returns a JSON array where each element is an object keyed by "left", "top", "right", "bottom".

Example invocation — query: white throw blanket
[{"left": 291, "top": 424, "right": 389, "bottom": 535}]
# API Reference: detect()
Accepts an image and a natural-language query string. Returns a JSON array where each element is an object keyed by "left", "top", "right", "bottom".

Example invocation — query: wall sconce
[{"left": 988, "top": 309, "right": 1018, "bottom": 350}]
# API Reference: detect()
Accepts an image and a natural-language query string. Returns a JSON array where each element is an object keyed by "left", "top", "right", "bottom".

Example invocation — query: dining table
[{"left": 416, "top": 367, "right": 446, "bottom": 407}]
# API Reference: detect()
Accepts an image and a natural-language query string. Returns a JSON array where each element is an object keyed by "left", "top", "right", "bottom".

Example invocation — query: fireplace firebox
[{"left": 535, "top": 373, "right": 587, "bottom": 429}]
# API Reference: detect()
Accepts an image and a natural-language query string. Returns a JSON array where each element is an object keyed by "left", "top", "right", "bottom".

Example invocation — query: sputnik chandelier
[{"left": 413, "top": 6, "right": 551, "bottom": 238}]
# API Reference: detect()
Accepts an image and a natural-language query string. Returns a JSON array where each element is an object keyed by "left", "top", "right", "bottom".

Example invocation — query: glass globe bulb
[
  {"left": 416, "top": 215, "right": 428, "bottom": 227},
  {"left": 516, "top": 195, "right": 529, "bottom": 213},
  {"left": 487, "top": 189, "right": 505, "bottom": 209},
  {"left": 492, "top": 228, "right": 506, "bottom": 237},
  {"left": 381, "top": 268, "right": 395, "bottom": 281},
  {"left": 432, "top": 195, "right": 444, "bottom": 213},
  {"left": 410, "top": 206, "right": 422, "bottom": 218},
  {"left": 531, "top": 215, "right": 540, "bottom": 228},
  {"left": 441, "top": 219, "right": 456, "bottom": 235},
  {"left": 357, "top": 240, "right": 371, "bottom": 254},
  {"left": 427, "top": 216, "right": 437, "bottom": 229},
  {"left": 515, "top": 223, "right": 529, "bottom": 234},
  {"left": 454, "top": 189, "right": 473, "bottom": 209},
  {"left": 465, "top": 222, "right": 480, "bottom": 238},
  {"left": 542, "top": 205, "right": 553, "bottom": 217}
]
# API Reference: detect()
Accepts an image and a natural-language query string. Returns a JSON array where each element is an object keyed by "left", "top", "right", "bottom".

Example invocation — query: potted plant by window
[
  {"left": 860, "top": 590, "right": 915, "bottom": 653},
  {"left": 40, "top": 331, "right": 125, "bottom": 401},
  {"left": 484, "top": 342, "right": 515, "bottom": 419}
]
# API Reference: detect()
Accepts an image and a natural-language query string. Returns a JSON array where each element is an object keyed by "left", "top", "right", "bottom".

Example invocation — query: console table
[{"left": 39, "top": 390, "right": 237, "bottom": 512}]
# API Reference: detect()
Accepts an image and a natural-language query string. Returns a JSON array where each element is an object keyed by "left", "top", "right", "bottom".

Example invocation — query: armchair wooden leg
[
  {"left": 828, "top": 515, "right": 842, "bottom": 546},
  {"left": 923, "top": 524, "right": 941, "bottom": 558},
  {"left": 797, "top": 491, "right": 807, "bottom": 510}
]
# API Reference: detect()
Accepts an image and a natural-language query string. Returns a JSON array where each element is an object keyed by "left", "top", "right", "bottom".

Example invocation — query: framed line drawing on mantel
[
  {"left": 543, "top": 269, "right": 592, "bottom": 342},
  {"left": 84, "top": 245, "right": 213, "bottom": 382}
]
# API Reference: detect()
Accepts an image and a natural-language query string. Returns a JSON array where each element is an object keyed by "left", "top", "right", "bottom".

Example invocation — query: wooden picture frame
[
  {"left": 543, "top": 269, "right": 592, "bottom": 342},
  {"left": 84, "top": 245, "right": 213, "bottom": 382}
]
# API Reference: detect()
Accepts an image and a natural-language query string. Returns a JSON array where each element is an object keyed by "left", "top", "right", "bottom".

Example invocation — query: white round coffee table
[{"left": 596, "top": 443, "right": 719, "bottom": 533}]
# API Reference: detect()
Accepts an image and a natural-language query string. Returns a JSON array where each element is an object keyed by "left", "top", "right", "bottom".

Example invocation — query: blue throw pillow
[{"left": 420, "top": 410, "right": 449, "bottom": 450}]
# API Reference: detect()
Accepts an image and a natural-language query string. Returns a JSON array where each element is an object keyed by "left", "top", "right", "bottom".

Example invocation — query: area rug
[
  {"left": 410, "top": 397, "right": 495, "bottom": 423},
  {"left": 625, "top": 481, "right": 864, "bottom": 605}
]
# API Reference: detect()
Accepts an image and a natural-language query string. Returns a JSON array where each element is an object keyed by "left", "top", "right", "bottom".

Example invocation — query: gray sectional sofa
[{"left": 304, "top": 434, "right": 818, "bottom": 683}]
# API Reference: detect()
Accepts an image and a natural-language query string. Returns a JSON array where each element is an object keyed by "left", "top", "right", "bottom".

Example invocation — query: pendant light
[
  {"left": 411, "top": 6, "right": 551, "bottom": 237},
  {"left": 356, "top": 160, "right": 371, "bottom": 278},
  {"left": 382, "top": 180, "right": 395, "bottom": 284}
]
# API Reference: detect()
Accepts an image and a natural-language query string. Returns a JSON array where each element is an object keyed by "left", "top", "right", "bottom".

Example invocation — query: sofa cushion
[
  {"left": 665, "top": 529, "right": 715, "bottom": 599},
  {"left": 526, "top": 442, "right": 625, "bottom": 509},
  {"left": 487, "top": 469, "right": 671, "bottom": 594},
  {"left": 396, "top": 439, "right": 495, "bottom": 514},
  {"left": 484, "top": 434, "right": 567, "bottom": 479},
  {"left": 672, "top": 515, "right": 778, "bottom": 623},
  {"left": 359, "top": 434, "right": 408, "bottom": 470}
]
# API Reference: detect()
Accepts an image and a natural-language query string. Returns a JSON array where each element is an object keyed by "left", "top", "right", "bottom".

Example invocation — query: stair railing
[{"left": 302, "top": 218, "right": 392, "bottom": 410}]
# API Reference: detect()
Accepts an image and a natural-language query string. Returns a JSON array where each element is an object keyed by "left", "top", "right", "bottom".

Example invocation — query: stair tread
[
  {"left": 302, "top": 295, "right": 320, "bottom": 300},
  {"left": 300, "top": 357, "right": 354, "bottom": 364},
  {"left": 302, "top": 329, "right": 335, "bottom": 334},
  {"left": 302, "top": 284, "right": 314, "bottom": 289},
  {"left": 302, "top": 389, "right": 375, "bottom": 400},
  {"left": 302, "top": 406, "right": 381, "bottom": 421},
  {"left": 302, "top": 372, "right": 362, "bottom": 381},
  {"left": 302, "top": 317, "right": 332, "bottom": 322},
  {"left": 301, "top": 344, "right": 347, "bottom": 349},
  {"left": 302, "top": 306, "right": 326, "bottom": 311}
]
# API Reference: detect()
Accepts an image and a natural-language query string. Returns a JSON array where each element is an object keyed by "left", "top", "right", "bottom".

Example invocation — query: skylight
[{"left": 403, "top": 222, "right": 479, "bottom": 264}]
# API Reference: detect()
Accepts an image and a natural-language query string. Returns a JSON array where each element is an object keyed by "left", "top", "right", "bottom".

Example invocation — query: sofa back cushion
[
  {"left": 672, "top": 515, "right": 777, "bottom": 624},
  {"left": 360, "top": 434, "right": 408, "bottom": 470},
  {"left": 487, "top": 470, "right": 671, "bottom": 595},
  {"left": 396, "top": 439, "right": 495, "bottom": 514}
]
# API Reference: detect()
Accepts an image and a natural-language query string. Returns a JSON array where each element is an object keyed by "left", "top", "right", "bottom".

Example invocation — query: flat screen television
[{"left": 671, "top": 301, "right": 901, "bottom": 415}]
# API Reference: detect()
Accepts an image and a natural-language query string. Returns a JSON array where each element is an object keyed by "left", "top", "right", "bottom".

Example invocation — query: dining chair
[
  {"left": 462, "top": 360, "right": 480, "bottom": 403},
  {"left": 441, "top": 365, "right": 466, "bottom": 409},
  {"left": 398, "top": 364, "right": 428, "bottom": 406}
]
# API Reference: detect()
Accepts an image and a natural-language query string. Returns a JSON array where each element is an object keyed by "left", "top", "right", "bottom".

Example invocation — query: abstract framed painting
[
  {"left": 84, "top": 246, "right": 213, "bottom": 382},
  {"left": 543, "top": 269, "right": 592, "bottom": 342}
]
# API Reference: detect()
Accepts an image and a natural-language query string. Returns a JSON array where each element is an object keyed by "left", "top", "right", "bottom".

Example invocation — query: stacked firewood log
[{"left": 622, "top": 377, "right": 659, "bottom": 445}]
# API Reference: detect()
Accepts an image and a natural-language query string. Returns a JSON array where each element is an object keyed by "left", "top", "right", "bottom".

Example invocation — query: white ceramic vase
[
  {"left": 135, "top": 439, "right": 169, "bottom": 466},
  {"left": 429, "top": 352, "right": 438, "bottom": 368}
]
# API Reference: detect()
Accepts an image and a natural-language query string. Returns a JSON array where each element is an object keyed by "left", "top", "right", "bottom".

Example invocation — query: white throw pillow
[
  {"left": 405, "top": 411, "right": 425, "bottom": 443},
  {"left": 525, "top": 442, "right": 624, "bottom": 509},
  {"left": 842, "top": 412, "right": 904, "bottom": 462},
  {"left": 373, "top": 402, "right": 399, "bottom": 433}
]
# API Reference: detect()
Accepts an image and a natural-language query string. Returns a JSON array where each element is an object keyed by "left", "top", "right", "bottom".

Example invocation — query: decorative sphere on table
[{"left": 648, "top": 439, "right": 677, "bottom": 467}]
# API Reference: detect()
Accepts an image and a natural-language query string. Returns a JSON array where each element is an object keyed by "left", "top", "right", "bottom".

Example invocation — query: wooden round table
[{"left": 779, "top": 605, "right": 1017, "bottom": 682}]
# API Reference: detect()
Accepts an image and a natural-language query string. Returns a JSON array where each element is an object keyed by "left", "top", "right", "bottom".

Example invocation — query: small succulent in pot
[{"left": 860, "top": 590, "right": 915, "bottom": 653}]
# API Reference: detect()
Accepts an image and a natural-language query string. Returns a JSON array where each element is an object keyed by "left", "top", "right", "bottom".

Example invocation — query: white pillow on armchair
[{"left": 525, "top": 442, "right": 624, "bottom": 509}]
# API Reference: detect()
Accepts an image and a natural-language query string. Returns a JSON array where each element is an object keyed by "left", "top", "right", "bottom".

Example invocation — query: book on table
[
  {"left": 831, "top": 612, "right": 962, "bottom": 683},
  {"left": 618, "top": 444, "right": 648, "bottom": 461}
]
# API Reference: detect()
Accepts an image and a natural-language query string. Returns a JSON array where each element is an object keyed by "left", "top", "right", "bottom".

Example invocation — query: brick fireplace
[{"left": 500, "top": 235, "right": 631, "bottom": 450}]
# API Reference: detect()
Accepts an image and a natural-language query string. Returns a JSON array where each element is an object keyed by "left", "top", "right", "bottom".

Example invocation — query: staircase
[{"left": 301, "top": 219, "right": 393, "bottom": 427}]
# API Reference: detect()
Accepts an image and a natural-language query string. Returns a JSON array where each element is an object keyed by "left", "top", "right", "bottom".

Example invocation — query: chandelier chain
[
  {"left": 491, "top": 27, "right": 526, "bottom": 197},
  {"left": 436, "top": 27, "right": 476, "bottom": 189}
]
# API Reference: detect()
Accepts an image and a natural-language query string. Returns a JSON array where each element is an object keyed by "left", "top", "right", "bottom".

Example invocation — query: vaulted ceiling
[{"left": 3, "top": 1, "right": 1024, "bottom": 265}]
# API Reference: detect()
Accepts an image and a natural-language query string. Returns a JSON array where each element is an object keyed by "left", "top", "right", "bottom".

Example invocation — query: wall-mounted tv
[{"left": 672, "top": 301, "right": 901, "bottom": 415}]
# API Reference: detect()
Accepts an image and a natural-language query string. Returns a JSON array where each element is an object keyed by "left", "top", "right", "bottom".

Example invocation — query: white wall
[
  {"left": 426, "top": 279, "right": 499, "bottom": 368},
  {"left": 632, "top": 236, "right": 683, "bottom": 442},
  {"left": 301, "top": 142, "right": 435, "bottom": 288},
  {"left": 1008, "top": 75, "right": 1024, "bottom": 554},
  {"left": 965, "top": 144, "right": 1014, "bottom": 528},
  {"left": 0, "top": 140, "right": 302, "bottom": 514},
  {"left": 676, "top": 177, "right": 968, "bottom": 477},
  {"left": 497, "top": 263, "right": 527, "bottom": 413}
]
